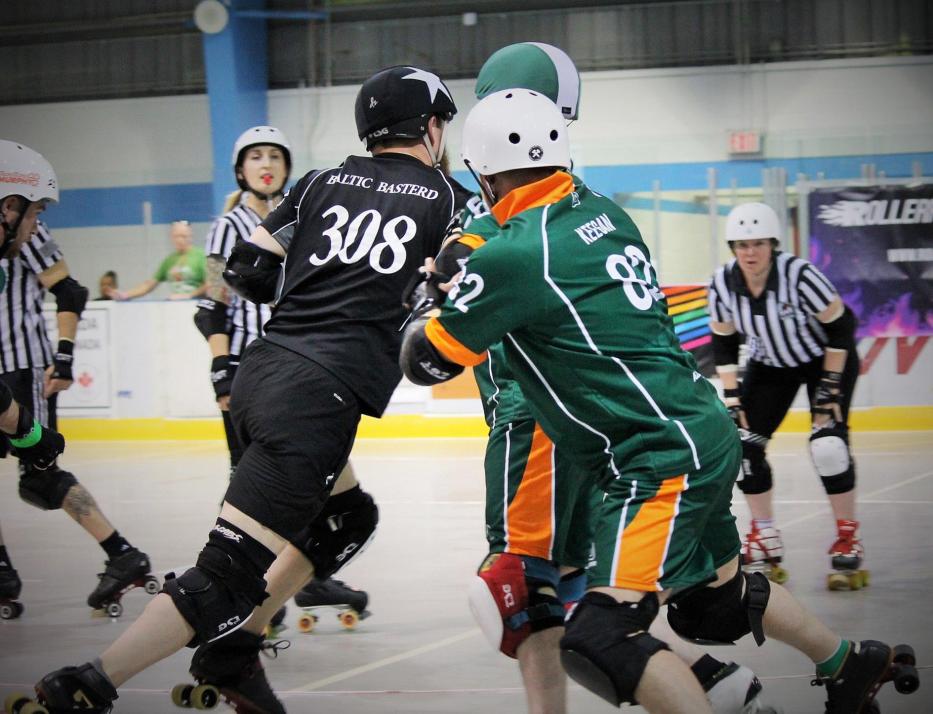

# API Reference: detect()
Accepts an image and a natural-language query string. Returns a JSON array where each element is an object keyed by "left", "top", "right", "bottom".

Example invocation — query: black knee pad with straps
[
  {"left": 18, "top": 465, "right": 78, "bottom": 510},
  {"left": 295, "top": 486, "right": 378, "bottom": 580},
  {"left": 560, "top": 592, "right": 669, "bottom": 706},
  {"left": 737, "top": 441, "right": 772, "bottom": 495},
  {"left": 161, "top": 544, "right": 269, "bottom": 648},
  {"left": 667, "top": 568, "right": 771, "bottom": 646}
]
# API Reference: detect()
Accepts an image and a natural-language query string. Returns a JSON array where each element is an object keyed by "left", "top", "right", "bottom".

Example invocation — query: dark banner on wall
[{"left": 809, "top": 184, "right": 933, "bottom": 337}]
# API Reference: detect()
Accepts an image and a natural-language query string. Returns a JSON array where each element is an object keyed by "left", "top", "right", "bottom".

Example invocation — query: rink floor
[{"left": 0, "top": 431, "right": 930, "bottom": 714}]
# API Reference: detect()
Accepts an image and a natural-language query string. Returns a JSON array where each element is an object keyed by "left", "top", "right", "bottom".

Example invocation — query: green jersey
[{"left": 429, "top": 172, "right": 736, "bottom": 483}]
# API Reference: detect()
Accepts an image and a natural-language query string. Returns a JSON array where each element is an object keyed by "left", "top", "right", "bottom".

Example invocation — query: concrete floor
[{"left": 0, "top": 432, "right": 930, "bottom": 713}]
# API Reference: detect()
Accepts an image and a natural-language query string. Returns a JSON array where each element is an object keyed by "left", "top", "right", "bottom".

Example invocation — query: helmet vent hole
[
  {"left": 508, "top": 133, "right": 521, "bottom": 144},
  {"left": 505, "top": 92, "right": 513, "bottom": 98},
  {"left": 549, "top": 130, "right": 559, "bottom": 141}
]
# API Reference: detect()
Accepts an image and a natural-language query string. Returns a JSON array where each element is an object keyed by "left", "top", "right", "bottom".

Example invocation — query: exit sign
[{"left": 728, "top": 130, "right": 763, "bottom": 156}]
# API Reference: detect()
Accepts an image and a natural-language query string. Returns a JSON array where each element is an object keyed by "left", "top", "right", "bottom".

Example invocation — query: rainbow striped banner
[{"left": 662, "top": 284, "right": 714, "bottom": 376}]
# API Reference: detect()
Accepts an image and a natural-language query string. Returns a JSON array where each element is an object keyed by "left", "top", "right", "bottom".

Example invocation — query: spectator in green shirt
[{"left": 109, "top": 221, "right": 206, "bottom": 300}]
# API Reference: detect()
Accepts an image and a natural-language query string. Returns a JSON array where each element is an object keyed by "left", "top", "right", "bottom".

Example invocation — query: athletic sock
[
  {"left": 0, "top": 545, "right": 13, "bottom": 571},
  {"left": 752, "top": 517, "right": 775, "bottom": 530},
  {"left": 816, "top": 639, "right": 850, "bottom": 678},
  {"left": 99, "top": 531, "right": 133, "bottom": 560},
  {"left": 691, "top": 654, "right": 727, "bottom": 690}
]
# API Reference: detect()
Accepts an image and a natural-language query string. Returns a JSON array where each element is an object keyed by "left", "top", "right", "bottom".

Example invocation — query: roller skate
[
  {"left": 5, "top": 662, "right": 117, "bottom": 713},
  {"left": 741, "top": 522, "right": 788, "bottom": 584},
  {"left": 170, "top": 629, "right": 289, "bottom": 714},
  {"left": 0, "top": 568, "right": 24, "bottom": 621},
  {"left": 827, "top": 519, "right": 869, "bottom": 591},
  {"left": 87, "top": 548, "right": 159, "bottom": 618},
  {"left": 262, "top": 606, "right": 287, "bottom": 640},
  {"left": 705, "top": 662, "right": 782, "bottom": 713},
  {"left": 811, "top": 639, "right": 919, "bottom": 713},
  {"left": 294, "top": 577, "right": 370, "bottom": 633}
]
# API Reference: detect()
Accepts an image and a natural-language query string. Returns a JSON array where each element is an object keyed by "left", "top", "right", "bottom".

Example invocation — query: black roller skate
[
  {"left": 5, "top": 662, "right": 117, "bottom": 713},
  {"left": 827, "top": 519, "right": 869, "bottom": 591},
  {"left": 170, "top": 629, "right": 289, "bottom": 714},
  {"left": 87, "top": 549, "right": 159, "bottom": 618},
  {"left": 811, "top": 640, "right": 919, "bottom": 713},
  {"left": 294, "top": 577, "right": 369, "bottom": 633},
  {"left": 0, "top": 568, "right": 24, "bottom": 620}
]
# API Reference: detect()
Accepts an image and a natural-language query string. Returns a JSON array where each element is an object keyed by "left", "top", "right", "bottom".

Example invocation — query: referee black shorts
[{"left": 225, "top": 339, "right": 361, "bottom": 542}]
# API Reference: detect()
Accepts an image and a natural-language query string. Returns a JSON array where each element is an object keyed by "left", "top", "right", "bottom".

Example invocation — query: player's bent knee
[
  {"left": 468, "top": 553, "right": 565, "bottom": 658},
  {"left": 667, "top": 568, "right": 771, "bottom": 646},
  {"left": 737, "top": 442, "right": 772, "bottom": 495},
  {"left": 559, "top": 591, "right": 668, "bottom": 706},
  {"left": 297, "top": 486, "right": 379, "bottom": 580},
  {"left": 18, "top": 466, "right": 78, "bottom": 510},
  {"left": 810, "top": 426, "right": 854, "bottom": 494}
]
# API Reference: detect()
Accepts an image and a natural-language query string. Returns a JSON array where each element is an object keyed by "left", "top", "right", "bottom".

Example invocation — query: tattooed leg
[{"left": 63, "top": 484, "right": 116, "bottom": 540}]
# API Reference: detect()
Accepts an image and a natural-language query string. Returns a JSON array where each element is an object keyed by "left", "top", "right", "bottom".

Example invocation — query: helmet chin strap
[
  {"left": 0, "top": 199, "right": 29, "bottom": 260},
  {"left": 422, "top": 119, "right": 448, "bottom": 169},
  {"left": 464, "top": 160, "right": 497, "bottom": 209}
]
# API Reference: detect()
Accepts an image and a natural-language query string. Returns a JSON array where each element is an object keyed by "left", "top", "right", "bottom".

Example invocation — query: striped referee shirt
[
  {"left": 0, "top": 221, "right": 61, "bottom": 374},
  {"left": 204, "top": 195, "right": 271, "bottom": 359},
  {"left": 708, "top": 252, "right": 838, "bottom": 368}
]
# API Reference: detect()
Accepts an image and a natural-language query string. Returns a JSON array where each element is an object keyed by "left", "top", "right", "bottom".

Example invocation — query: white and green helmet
[{"left": 475, "top": 42, "right": 581, "bottom": 121}]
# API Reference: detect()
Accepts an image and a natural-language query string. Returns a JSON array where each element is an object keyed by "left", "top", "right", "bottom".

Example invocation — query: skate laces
[{"left": 259, "top": 638, "right": 291, "bottom": 659}]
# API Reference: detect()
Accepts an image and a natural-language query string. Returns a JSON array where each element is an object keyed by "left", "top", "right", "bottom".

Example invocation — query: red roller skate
[
  {"left": 827, "top": 519, "right": 869, "bottom": 591},
  {"left": 741, "top": 521, "right": 788, "bottom": 584}
]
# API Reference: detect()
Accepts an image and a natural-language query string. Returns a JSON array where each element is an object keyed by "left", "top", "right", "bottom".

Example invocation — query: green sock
[{"left": 816, "top": 639, "right": 851, "bottom": 678}]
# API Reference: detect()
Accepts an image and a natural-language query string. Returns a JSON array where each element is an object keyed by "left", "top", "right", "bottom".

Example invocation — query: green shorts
[
  {"left": 484, "top": 418, "right": 596, "bottom": 570},
  {"left": 588, "top": 440, "right": 741, "bottom": 591}
]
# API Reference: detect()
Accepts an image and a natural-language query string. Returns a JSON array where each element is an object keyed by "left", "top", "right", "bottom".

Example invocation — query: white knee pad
[{"left": 809, "top": 430, "right": 850, "bottom": 477}]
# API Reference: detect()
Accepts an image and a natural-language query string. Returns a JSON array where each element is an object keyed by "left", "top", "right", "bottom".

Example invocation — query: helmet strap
[{"left": 423, "top": 117, "right": 448, "bottom": 169}]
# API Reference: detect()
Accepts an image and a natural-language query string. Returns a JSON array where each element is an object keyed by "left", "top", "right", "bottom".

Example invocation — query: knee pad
[
  {"left": 560, "top": 592, "right": 669, "bottom": 706},
  {"left": 468, "top": 553, "right": 565, "bottom": 659},
  {"left": 667, "top": 568, "right": 771, "bottom": 647},
  {"left": 810, "top": 426, "right": 855, "bottom": 494},
  {"left": 297, "top": 486, "right": 378, "bottom": 580},
  {"left": 18, "top": 466, "right": 77, "bottom": 510},
  {"left": 737, "top": 441, "right": 772, "bottom": 495},
  {"left": 161, "top": 544, "right": 269, "bottom": 647}
]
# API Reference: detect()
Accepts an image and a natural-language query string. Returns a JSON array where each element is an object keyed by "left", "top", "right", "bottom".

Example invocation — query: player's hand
[
  {"left": 210, "top": 355, "right": 235, "bottom": 402},
  {"left": 43, "top": 365, "right": 73, "bottom": 397},
  {"left": 812, "top": 371, "right": 843, "bottom": 427},
  {"left": 401, "top": 258, "right": 452, "bottom": 316},
  {"left": 722, "top": 387, "right": 748, "bottom": 429},
  {"left": 217, "top": 395, "right": 230, "bottom": 412}
]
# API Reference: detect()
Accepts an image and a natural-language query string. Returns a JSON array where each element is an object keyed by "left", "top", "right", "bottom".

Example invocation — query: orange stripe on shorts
[
  {"left": 505, "top": 424, "right": 556, "bottom": 559},
  {"left": 612, "top": 474, "right": 686, "bottom": 590}
]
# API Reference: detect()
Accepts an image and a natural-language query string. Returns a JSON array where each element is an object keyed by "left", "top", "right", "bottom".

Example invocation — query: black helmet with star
[{"left": 355, "top": 65, "right": 457, "bottom": 150}]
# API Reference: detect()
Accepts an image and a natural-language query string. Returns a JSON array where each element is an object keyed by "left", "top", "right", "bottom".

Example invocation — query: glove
[
  {"left": 50, "top": 340, "right": 74, "bottom": 382},
  {"left": 8, "top": 406, "right": 65, "bottom": 470},
  {"left": 812, "top": 370, "right": 843, "bottom": 422},
  {"left": 401, "top": 266, "right": 452, "bottom": 317},
  {"left": 210, "top": 355, "right": 236, "bottom": 400}
]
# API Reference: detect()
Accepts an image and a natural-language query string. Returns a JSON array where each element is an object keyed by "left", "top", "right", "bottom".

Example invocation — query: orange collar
[{"left": 491, "top": 171, "right": 574, "bottom": 225}]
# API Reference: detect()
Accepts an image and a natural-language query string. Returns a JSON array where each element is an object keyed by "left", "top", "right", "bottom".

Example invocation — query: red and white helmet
[{"left": 0, "top": 140, "right": 59, "bottom": 205}]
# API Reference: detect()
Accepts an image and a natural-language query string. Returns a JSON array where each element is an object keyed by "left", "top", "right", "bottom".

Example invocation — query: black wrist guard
[
  {"left": 401, "top": 267, "right": 452, "bottom": 316},
  {"left": 400, "top": 313, "right": 464, "bottom": 386},
  {"left": 52, "top": 340, "right": 74, "bottom": 381},
  {"left": 223, "top": 240, "right": 283, "bottom": 305},
  {"left": 813, "top": 370, "right": 843, "bottom": 417},
  {"left": 194, "top": 298, "right": 228, "bottom": 339},
  {"left": 210, "top": 355, "right": 235, "bottom": 399}
]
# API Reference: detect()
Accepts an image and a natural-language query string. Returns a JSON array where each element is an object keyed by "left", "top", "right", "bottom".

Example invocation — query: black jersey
[{"left": 261, "top": 152, "right": 466, "bottom": 416}]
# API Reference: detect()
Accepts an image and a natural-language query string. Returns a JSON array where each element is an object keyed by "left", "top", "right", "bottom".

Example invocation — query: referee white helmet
[
  {"left": 231, "top": 126, "right": 292, "bottom": 171},
  {"left": 0, "top": 140, "right": 59, "bottom": 204},
  {"left": 725, "top": 202, "right": 781, "bottom": 245},
  {"left": 461, "top": 89, "right": 571, "bottom": 176}
]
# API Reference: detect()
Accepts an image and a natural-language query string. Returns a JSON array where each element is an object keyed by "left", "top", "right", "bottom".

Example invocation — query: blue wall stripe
[{"left": 43, "top": 151, "right": 931, "bottom": 229}]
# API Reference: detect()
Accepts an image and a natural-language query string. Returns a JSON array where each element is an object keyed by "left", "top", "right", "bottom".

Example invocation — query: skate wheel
[
  {"left": 339, "top": 610, "right": 359, "bottom": 630},
  {"left": 106, "top": 601, "right": 123, "bottom": 618},
  {"left": 297, "top": 614, "right": 316, "bottom": 633},
  {"left": 18, "top": 703, "right": 47, "bottom": 714},
  {"left": 144, "top": 576, "right": 161, "bottom": 595},
  {"left": 190, "top": 684, "right": 219, "bottom": 710},
  {"left": 891, "top": 662, "right": 920, "bottom": 694},
  {"left": 171, "top": 683, "right": 194, "bottom": 708},
  {"left": 827, "top": 570, "right": 868, "bottom": 591},
  {"left": 769, "top": 566, "right": 789, "bottom": 584},
  {"left": 0, "top": 602, "right": 23, "bottom": 620},
  {"left": 893, "top": 644, "right": 916, "bottom": 665},
  {"left": 4, "top": 693, "right": 32, "bottom": 714}
]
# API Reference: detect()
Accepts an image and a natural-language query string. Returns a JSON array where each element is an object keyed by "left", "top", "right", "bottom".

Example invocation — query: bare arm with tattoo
[{"left": 205, "top": 255, "right": 231, "bottom": 358}]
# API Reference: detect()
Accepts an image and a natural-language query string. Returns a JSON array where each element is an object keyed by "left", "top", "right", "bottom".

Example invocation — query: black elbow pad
[
  {"left": 711, "top": 330, "right": 740, "bottom": 366},
  {"left": 400, "top": 315, "right": 465, "bottom": 386},
  {"left": 223, "top": 240, "right": 283, "bottom": 305},
  {"left": 822, "top": 305, "right": 857, "bottom": 350},
  {"left": 49, "top": 276, "right": 89, "bottom": 317}
]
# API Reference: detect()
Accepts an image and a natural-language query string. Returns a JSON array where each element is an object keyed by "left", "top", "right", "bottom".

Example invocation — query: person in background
[
  {"left": 109, "top": 220, "right": 206, "bottom": 300},
  {"left": 96, "top": 270, "right": 117, "bottom": 300}
]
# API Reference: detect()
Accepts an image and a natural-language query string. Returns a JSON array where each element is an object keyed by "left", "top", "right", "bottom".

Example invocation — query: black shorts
[
  {"left": 0, "top": 368, "right": 57, "bottom": 460},
  {"left": 225, "top": 340, "right": 361, "bottom": 542}
]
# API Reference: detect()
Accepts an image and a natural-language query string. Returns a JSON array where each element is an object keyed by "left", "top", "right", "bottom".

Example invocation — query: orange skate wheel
[
  {"left": 339, "top": 610, "right": 359, "bottom": 630},
  {"left": 297, "top": 613, "right": 316, "bottom": 633},
  {"left": 190, "top": 684, "right": 219, "bottom": 710}
]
